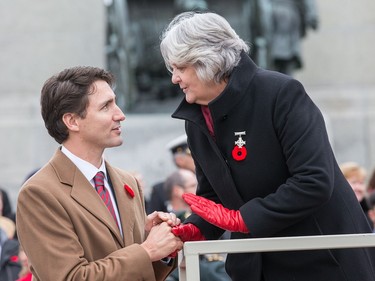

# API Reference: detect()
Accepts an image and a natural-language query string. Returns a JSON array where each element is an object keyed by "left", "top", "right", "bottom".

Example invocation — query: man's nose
[{"left": 114, "top": 105, "right": 126, "bottom": 121}]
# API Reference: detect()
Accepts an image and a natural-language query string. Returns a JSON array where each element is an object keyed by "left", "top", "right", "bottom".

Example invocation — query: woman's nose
[{"left": 171, "top": 70, "right": 180, "bottom": 84}]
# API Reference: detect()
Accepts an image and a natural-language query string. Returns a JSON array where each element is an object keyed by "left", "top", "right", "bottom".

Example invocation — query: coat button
[{"left": 222, "top": 115, "right": 228, "bottom": 120}]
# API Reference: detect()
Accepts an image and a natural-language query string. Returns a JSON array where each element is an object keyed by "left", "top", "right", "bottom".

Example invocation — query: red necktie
[{"left": 93, "top": 172, "right": 119, "bottom": 228}]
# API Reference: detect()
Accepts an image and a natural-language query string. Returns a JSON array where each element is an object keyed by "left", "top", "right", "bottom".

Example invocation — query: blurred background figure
[
  {"left": 147, "top": 134, "right": 195, "bottom": 214},
  {"left": 367, "top": 192, "right": 375, "bottom": 232},
  {"left": 340, "top": 162, "right": 367, "bottom": 202},
  {"left": 16, "top": 245, "right": 31, "bottom": 281},
  {"left": 269, "top": 0, "right": 319, "bottom": 75},
  {"left": 363, "top": 167, "right": 375, "bottom": 232},
  {"left": 0, "top": 190, "right": 16, "bottom": 242},
  {"left": 169, "top": 135, "right": 195, "bottom": 174},
  {"left": 365, "top": 168, "right": 375, "bottom": 232},
  {"left": 0, "top": 191, "right": 20, "bottom": 281},
  {"left": 367, "top": 168, "right": 375, "bottom": 195},
  {"left": 164, "top": 169, "right": 197, "bottom": 221},
  {"left": 339, "top": 161, "right": 371, "bottom": 224},
  {"left": 0, "top": 188, "right": 15, "bottom": 222}
]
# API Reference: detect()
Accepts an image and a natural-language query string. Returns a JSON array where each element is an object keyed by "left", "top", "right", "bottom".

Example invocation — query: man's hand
[
  {"left": 145, "top": 211, "right": 181, "bottom": 232},
  {"left": 141, "top": 222, "right": 183, "bottom": 261},
  {"left": 183, "top": 193, "right": 249, "bottom": 233}
]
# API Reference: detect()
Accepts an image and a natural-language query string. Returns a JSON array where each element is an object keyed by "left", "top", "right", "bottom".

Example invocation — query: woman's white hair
[{"left": 160, "top": 12, "right": 250, "bottom": 83}]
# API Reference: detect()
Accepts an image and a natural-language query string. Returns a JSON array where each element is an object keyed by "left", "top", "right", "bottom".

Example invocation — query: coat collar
[
  {"left": 172, "top": 52, "right": 258, "bottom": 123},
  {"left": 50, "top": 149, "right": 135, "bottom": 247}
]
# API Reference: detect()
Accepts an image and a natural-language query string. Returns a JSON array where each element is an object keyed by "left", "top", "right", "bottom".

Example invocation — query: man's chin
[{"left": 108, "top": 139, "right": 123, "bottom": 148}]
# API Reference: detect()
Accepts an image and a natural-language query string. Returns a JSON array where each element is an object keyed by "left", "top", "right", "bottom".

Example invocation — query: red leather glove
[
  {"left": 171, "top": 223, "right": 206, "bottom": 242},
  {"left": 183, "top": 193, "right": 249, "bottom": 233}
]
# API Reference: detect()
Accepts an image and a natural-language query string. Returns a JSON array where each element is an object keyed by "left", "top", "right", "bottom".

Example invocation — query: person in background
[
  {"left": 160, "top": 11, "right": 375, "bottom": 281},
  {"left": 340, "top": 161, "right": 372, "bottom": 225},
  {"left": 0, "top": 188, "right": 15, "bottom": 222},
  {"left": 16, "top": 245, "right": 31, "bottom": 281},
  {"left": 367, "top": 167, "right": 375, "bottom": 194},
  {"left": 163, "top": 170, "right": 190, "bottom": 217},
  {"left": 163, "top": 169, "right": 197, "bottom": 221},
  {"left": 367, "top": 192, "right": 375, "bottom": 232},
  {"left": 340, "top": 161, "right": 372, "bottom": 226},
  {"left": 269, "top": 0, "right": 319, "bottom": 76},
  {"left": 0, "top": 191, "right": 16, "bottom": 241},
  {"left": 147, "top": 134, "right": 195, "bottom": 214},
  {"left": 0, "top": 191, "right": 20, "bottom": 281},
  {"left": 168, "top": 135, "right": 195, "bottom": 173},
  {"left": 339, "top": 162, "right": 368, "bottom": 204},
  {"left": 16, "top": 66, "right": 182, "bottom": 281}
]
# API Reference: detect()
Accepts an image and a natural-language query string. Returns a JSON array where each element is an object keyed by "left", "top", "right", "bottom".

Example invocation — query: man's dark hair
[{"left": 40, "top": 66, "right": 115, "bottom": 144}]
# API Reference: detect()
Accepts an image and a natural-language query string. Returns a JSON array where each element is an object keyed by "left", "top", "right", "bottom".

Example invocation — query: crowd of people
[{"left": 1, "top": 9, "right": 374, "bottom": 281}]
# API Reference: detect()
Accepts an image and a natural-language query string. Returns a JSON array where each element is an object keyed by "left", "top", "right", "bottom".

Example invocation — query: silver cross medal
[{"left": 234, "top": 131, "right": 246, "bottom": 148}]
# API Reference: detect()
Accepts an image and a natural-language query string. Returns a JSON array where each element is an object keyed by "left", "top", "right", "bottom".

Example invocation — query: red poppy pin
[
  {"left": 232, "top": 131, "right": 247, "bottom": 161},
  {"left": 124, "top": 184, "right": 135, "bottom": 198},
  {"left": 10, "top": 255, "right": 19, "bottom": 263}
]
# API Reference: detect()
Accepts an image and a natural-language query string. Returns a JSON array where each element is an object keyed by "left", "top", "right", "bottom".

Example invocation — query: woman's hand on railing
[{"left": 183, "top": 193, "right": 249, "bottom": 233}]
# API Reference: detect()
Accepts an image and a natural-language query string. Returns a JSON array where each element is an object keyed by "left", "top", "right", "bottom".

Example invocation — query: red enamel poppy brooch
[{"left": 232, "top": 131, "right": 247, "bottom": 161}]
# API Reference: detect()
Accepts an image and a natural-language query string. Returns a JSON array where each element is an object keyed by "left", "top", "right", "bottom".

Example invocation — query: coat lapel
[
  {"left": 51, "top": 149, "right": 124, "bottom": 246},
  {"left": 105, "top": 162, "right": 137, "bottom": 246}
]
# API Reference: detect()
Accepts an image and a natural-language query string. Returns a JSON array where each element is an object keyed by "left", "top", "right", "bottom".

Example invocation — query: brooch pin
[
  {"left": 124, "top": 184, "right": 135, "bottom": 198},
  {"left": 232, "top": 131, "right": 247, "bottom": 161}
]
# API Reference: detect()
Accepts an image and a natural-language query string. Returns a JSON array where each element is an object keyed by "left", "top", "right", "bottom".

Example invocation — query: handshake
[{"left": 143, "top": 193, "right": 248, "bottom": 261}]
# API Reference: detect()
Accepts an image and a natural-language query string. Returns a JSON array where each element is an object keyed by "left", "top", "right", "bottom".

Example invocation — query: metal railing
[{"left": 177, "top": 233, "right": 375, "bottom": 281}]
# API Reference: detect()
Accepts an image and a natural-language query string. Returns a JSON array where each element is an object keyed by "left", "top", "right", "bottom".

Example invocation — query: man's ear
[{"left": 62, "top": 113, "right": 80, "bottom": 132}]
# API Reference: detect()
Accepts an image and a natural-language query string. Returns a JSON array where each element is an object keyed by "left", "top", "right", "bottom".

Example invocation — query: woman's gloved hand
[
  {"left": 171, "top": 223, "right": 205, "bottom": 242},
  {"left": 183, "top": 193, "right": 249, "bottom": 233}
]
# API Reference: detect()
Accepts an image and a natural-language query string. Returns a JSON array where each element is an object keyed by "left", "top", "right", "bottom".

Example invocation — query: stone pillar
[{"left": 0, "top": 0, "right": 106, "bottom": 204}]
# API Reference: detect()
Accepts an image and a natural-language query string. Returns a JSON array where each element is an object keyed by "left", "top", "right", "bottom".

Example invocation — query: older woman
[{"left": 160, "top": 11, "right": 375, "bottom": 281}]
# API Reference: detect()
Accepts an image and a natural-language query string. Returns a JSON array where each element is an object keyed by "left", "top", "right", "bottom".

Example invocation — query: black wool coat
[{"left": 172, "top": 53, "right": 375, "bottom": 281}]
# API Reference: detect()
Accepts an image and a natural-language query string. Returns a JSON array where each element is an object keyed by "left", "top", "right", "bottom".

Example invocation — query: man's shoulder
[
  {"left": 107, "top": 165, "right": 129, "bottom": 177},
  {"left": 106, "top": 165, "right": 138, "bottom": 184}
]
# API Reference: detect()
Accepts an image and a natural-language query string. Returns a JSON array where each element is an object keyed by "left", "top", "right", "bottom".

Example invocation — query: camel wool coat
[
  {"left": 172, "top": 52, "right": 375, "bottom": 281},
  {"left": 16, "top": 149, "right": 174, "bottom": 281}
]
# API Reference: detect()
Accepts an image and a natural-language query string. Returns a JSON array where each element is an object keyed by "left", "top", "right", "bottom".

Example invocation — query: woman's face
[
  {"left": 171, "top": 65, "right": 224, "bottom": 105},
  {"left": 347, "top": 176, "right": 366, "bottom": 202}
]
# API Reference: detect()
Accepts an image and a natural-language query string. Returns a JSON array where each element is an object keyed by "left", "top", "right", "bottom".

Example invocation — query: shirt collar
[{"left": 61, "top": 146, "right": 107, "bottom": 184}]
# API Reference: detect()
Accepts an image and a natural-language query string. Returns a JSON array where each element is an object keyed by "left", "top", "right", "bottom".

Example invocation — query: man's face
[{"left": 76, "top": 80, "right": 125, "bottom": 152}]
